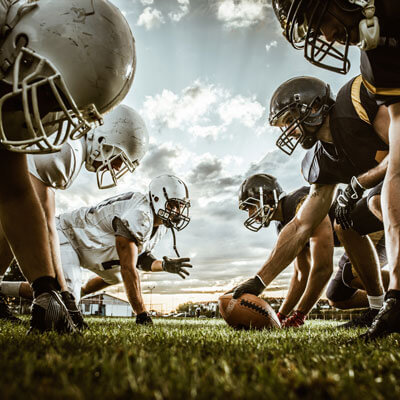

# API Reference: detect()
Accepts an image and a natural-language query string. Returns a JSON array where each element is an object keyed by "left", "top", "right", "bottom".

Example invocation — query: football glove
[
  {"left": 282, "top": 310, "right": 306, "bottom": 328},
  {"left": 232, "top": 275, "right": 266, "bottom": 299},
  {"left": 334, "top": 176, "right": 365, "bottom": 230},
  {"left": 136, "top": 311, "right": 153, "bottom": 325},
  {"left": 162, "top": 256, "right": 192, "bottom": 279},
  {"left": 277, "top": 312, "right": 287, "bottom": 324}
]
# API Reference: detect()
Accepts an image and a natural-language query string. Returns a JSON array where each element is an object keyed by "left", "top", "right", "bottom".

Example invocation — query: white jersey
[
  {"left": 27, "top": 138, "right": 86, "bottom": 190},
  {"left": 57, "top": 192, "right": 167, "bottom": 274}
]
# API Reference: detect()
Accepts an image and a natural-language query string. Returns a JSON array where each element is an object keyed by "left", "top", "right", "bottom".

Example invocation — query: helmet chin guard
[{"left": 0, "top": 47, "right": 94, "bottom": 153}]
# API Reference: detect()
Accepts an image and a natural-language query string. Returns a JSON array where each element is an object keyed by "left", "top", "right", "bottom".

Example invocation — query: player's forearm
[
  {"left": 357, "top": 156, "right": 388, "bottom": 189},
  {"left": 257, "top": 219, "right": 312, "bottom": 287},
  {"left": 296, "top": 263, "right": 332, "bottom": 315},
  {"left": 279, "top": 270, "right": 308, "bottom": 316},
  {"left": 120, "top": 264, "right": 146, "bottom": 314}
]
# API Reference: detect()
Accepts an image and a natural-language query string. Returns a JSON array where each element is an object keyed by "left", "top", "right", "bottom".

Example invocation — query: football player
[
  {"left": 0, "top": 0, "right": 136, "bottom": 332},
  {"left": 239, "top": 174, "right": 333, "bottom": 328},
  {"left": 0, "top": 105, "right": 148, "bottom": 327},
  {"left": 272, "top": 0, "right": 400, "bottom": 339},
  {"left": 232, "top": 75, "right": 390, "bottom": 329},
  {"left": 1, "top": 175, "right": 192, "bottom": 325}
]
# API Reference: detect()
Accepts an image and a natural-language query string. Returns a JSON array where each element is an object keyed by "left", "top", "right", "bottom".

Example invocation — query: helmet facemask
[
  {"left": 157, "top": 197, "right": 191, "bottom": 231},
  {"left": 87, "top": 141, "right": 137, "bottom": 190},
  {"left": 240, "top": 187, "right": 279, "bottom": 232},
  {"left": 283, "top": 0, "right": 366, "bottom": 74},
  {"left": 0, "top": 47, "right": 101, "bottom": 153},
  {"left": 270, "top": 95, "right": 329, "bottom": 155}
]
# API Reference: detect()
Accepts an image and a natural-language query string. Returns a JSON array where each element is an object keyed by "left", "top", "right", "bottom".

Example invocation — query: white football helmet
[
  {"left": 85, "top": 105, "right": 149, "bottom": 189},
  {"left": 0, "top": 0, "right": 136, "bottom": 153},
  {"left": 149, "top": 175, "right": 191, "bottom": 231}
]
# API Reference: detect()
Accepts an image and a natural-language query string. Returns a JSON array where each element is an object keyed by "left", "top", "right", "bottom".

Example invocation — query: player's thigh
[
  {"left": 58, "top": 237, "right": 81, "bottom": 301},
  {"left": 95, "top": 268, "right": 122, "bottom": 286}
]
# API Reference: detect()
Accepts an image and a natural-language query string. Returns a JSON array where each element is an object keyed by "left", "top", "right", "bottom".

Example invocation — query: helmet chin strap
[{"left": 171, "top": 226, "right": 180, "bottom": 258}]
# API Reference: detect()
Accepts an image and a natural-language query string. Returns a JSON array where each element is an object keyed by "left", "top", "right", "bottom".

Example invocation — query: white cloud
[
  {"left": 141, "top": 81, "right": 228, "bottom": 130},
  {"left": 141, "top": 81, "right": 264, "bottom": 141},
  {"left": 265, "top": 40, "right": 278, "bottom": 51},
  {"left": 218, "top": 95, "right": 265, "bottom": 127},
  {"left": 140, "top": 0, "right": 154, "bottom": 5},
  {"left": 169, "top": 0, "right": 190, "bottom": 22},
  {"left": 137, "top": 7, "right": 165, "bottom": 30},
  {"left": 216, "top": 0, "right": 269, "bottom": 29}
]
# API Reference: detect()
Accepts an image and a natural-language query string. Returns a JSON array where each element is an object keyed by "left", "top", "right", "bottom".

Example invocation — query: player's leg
[
  {"left": 30, "top": 176, "right": 69, "bottom": 292},
  {"left": 81, "top": 276, "right": 111, "bottom": 298},
  {"left": 57, "top": 228, "right": 88, "bottom": 330},
  {"left": 363, "top": 103, "right": 400, "bottom": 339},
  {"left": 0, "top": 150, "right": 75, "bottom": 333},
  {"left": 382, "top": 104, "right": 400, "bottom": 290},
  {"left": 335, "top": 225, "right": 384, "bottom": 297}
]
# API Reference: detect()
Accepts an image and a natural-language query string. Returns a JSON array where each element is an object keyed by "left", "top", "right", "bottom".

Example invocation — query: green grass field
[{"left": 1, "top": 318, "right": 400, "bottom": 400}]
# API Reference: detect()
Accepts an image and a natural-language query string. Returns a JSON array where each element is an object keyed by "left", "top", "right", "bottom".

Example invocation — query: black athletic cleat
[
  {"left": 27, "top": 291, "right": 77, "bottom": 334},
  {"left": 361, "top": 298, "right": 400, "bottom": 341},
  {"left": 339, "top": 308, "right": 379, "bottom": 329},
  {"left": 61, "top": 291, "right": 88, "bottom": 330},
  {"left": 0, "top": 293, "right": 22, "bottom": 324}
]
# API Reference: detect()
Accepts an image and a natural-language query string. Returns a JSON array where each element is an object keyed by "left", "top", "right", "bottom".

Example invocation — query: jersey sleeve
[
  {"left": 113, "top": 208, "right": 153, "bottom": 250},
  {"left": 301, "top": 143, "right": 350, "bottom": 185}
]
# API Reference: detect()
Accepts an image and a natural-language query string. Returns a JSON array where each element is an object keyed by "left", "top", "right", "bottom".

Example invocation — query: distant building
[{"left": 80, "top": 292, "right": 133, "bottom": 317}]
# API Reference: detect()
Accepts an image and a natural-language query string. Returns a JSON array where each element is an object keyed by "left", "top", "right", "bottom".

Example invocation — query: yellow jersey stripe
[{"left": 351, "top": 75, "right": 371, "bottom": 125}]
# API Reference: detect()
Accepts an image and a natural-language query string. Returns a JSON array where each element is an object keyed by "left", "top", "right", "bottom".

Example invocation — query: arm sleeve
[
  {"left": 112, "top": 209, "right": 152, "bottom": 251},
  {"left": 137, "top": 252, "right": 157, "bottom": 272}
]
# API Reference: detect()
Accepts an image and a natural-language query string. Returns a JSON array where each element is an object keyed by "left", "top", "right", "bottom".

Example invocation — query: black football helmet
[
  {"left": 239, "top": 174, "right": 285, "bottom": 232},
  {"left": 272, "top": 0, "right": 379, "bottom": 74},
  {"left": 269, "top": 76, "right": 335, "bottom": 155}
]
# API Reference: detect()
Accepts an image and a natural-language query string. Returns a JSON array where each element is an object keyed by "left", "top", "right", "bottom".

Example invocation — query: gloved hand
[
  {"left": 232, "top": 275, "right": 266, "bottom": 299},
  {"left": 277, "top": 312, "right": 287, "bottom": 325},
  {"left": 162, "top": 256, "right": 192, "bottom": 279},
  {"left": 334, "top": 176, "right": 365, "bottom": 230},
  {"left": 136, "top": 311, "right": 153, "bottom": 325},
  {"left": 282, "top": 310, "right": 306, "bottom": 328}
]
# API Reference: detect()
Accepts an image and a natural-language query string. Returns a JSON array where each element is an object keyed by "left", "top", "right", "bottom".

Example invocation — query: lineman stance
[
  {"left": 271, "top": 0, "right": 400, "bottom": 339},
  {"left": 239, "top": 174, "right": 333, "bottom": 327},
  {"left": 0, "top": 105, "right": 148, "bottom": 327},
  {"left": 232, "top": 75, "right": 390, "bottom": 326},
  {"left": 0, "top": 0, "right": 135, "bottom": 332},
  {"left": 3, "top": 175, "right": 192, "bottom": 325}
]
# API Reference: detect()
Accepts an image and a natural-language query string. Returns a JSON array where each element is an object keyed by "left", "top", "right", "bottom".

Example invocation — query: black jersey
[
  {"left": 301, "top": 75, "right": 388, "bottom": 185},
  {"left": 275, "top": 186, "right": 310, "bottom": 234},
  {"left": 360, "top": 1, "right": 400, "bottom": 105}
]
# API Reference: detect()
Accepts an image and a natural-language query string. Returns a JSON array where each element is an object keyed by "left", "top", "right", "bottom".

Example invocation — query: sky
[{"left": 56, "top": 0, "right": 363, "bottom": 311}]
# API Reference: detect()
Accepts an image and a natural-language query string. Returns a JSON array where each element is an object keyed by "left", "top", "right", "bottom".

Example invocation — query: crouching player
[
  {"left": 0, "top": 105, "right": 149, "bottom": 328},
  {"left": 1, "top": 175, "right": 192, "bottom": 325},
  {"left": 238, "top": 174, "right": 334, "bottom": 327}
]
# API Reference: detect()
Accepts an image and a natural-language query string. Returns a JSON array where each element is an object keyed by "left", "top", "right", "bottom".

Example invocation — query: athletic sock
[
  {"left": 0, "top": 282, "right": 22, "bottom": 298},
  {"left": 367, "top": 294, "right": 385, "bottom": 310},
  {"left": 31, "top": 276, "right": 60, "bottom": 299}
]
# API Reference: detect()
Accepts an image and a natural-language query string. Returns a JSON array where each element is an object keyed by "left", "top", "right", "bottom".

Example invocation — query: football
[{"left": 218, "top": 293, "right": 281, "bottom": 330}]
